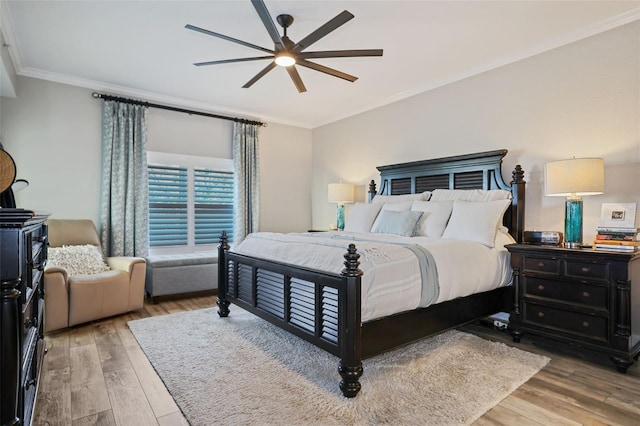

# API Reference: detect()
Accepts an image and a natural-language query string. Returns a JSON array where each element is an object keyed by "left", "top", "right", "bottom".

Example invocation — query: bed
[{"left": 216, "top": 149, "right": 526, "bottom": 397}]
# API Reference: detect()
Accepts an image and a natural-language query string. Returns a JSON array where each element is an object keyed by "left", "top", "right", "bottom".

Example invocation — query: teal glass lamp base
[
  {"left": 564, "top": 197, "right": 583, "bottom": 248},
  {"left": 336, "top": 204, "right": 345, "bottom": 231}
]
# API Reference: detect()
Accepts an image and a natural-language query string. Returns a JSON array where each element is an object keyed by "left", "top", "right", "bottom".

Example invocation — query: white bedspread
[{"left": 232, "top": 231, "right": 513, "bottom": 322}]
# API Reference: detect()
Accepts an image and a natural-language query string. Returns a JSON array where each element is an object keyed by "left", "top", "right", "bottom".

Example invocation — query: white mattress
[{"left": 232, "top": 231, "right": 514, "bottom": 322}]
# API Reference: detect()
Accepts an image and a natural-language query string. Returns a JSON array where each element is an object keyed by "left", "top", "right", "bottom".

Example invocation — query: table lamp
[
  {"left": 545, "top": 158, "right": 604, "bottom": 248},
  {"left": 328, "top": 183, "right": 354, "bottom": 231}
]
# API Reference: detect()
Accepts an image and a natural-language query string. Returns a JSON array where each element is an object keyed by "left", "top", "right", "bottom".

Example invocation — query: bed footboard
[{"left": 217, "top": 232, "right": 364, "bottom": 397}]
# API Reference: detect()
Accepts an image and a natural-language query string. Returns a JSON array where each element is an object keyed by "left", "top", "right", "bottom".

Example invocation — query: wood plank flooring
[{"left": 33, "top": 294, "right": 640, "bottom": 425}]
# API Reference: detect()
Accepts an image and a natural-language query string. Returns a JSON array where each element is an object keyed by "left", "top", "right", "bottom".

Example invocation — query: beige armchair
[{"left": 44, "top": 219, "right": 146, "bottom": 332}]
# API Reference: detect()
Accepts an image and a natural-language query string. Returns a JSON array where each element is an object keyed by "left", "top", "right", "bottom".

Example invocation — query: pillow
[
  {"left": 411, "top": 200, "right": 454, "bottom": 237},
  {"left": 344, "top": 203, "right": 383, "bottom": 233},
  {"left": 441, "top": 199, "right": 511, "bottom": 247},
  {"left": 47, "top": 244, "right": 111, "bottom": 276},
  {"left": 430, "top": 189, "right": 512, "bottom": 202},
  {"left": 370, "top": 201, "right": 413, "bottom": 231},
  {"left": 371, "top": 210, "right": 423, "bottom": 237},
  {"left": 495, "top": 228, "right": 516, "bottom": 248},
  {"left": 371, "top": 191, "right": 431, "bottom": 204}
]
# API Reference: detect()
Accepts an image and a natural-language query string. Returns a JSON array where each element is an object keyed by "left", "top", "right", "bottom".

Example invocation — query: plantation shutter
[
  {"left": 148, "top": 164, "right": 188, "bottom": 246},
  {"left": 194, "top": 168, "right": 234, "bottom": 244}
]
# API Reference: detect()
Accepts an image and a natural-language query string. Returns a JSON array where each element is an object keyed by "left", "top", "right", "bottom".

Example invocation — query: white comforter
[{"left": 232, "top": 231, "right": 514, "bottom": 322}]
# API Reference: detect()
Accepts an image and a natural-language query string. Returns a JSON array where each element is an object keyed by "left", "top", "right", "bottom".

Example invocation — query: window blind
[
  {"left": 194, "top": 168, "right": 234, "bottom": 244},
  {"left": 148, "top": 164, "right": 188, "bottom": 246}
]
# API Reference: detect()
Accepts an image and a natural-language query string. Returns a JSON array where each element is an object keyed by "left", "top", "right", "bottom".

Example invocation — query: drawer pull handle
[
  {"left": 537, "top": 262, "right": 545, "bottom": 268},
  {"left": 582, "top": 291, "right": 590, "bottom": 298},
  {"left": 537, "top": 312, "right": 545, "bottom": 318},
  {"left": 538, "top": 285, "right": 545, "bottom": 291},
  {"left": 582, "top": 321, "right": 590, "bottom": 328},
  {"left": 581, "top": 267, "right": 590, "bottom": 273}
]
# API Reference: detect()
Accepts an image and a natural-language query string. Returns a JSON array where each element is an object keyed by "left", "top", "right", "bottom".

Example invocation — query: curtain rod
[{"left": 92, "top": 92, "right": 265, "bottom": 127}]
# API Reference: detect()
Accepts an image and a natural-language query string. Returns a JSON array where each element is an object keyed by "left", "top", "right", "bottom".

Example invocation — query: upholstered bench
[{"left": 145, "top": 253, "right": 218, "bottom": 303}]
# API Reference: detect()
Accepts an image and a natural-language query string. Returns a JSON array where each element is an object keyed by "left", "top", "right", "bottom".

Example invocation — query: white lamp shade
[
  {"left": 545, "top": 158, "right": 604, "bottom": 197},
  {"left": 328, "top": 183, "right": 354, "bottom": 204}
]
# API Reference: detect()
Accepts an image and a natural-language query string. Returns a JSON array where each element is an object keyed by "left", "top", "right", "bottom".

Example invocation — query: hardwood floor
[{"left": 34, "top": 294, "right": 640, "bottom": 425}]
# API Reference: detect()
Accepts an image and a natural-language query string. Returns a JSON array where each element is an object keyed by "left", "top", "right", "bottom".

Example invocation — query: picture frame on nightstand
[{"left": 599, "top": 203, "right": 637, "bottom": 229}]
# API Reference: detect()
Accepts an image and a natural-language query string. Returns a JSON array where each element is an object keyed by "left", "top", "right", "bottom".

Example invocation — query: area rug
[{"left": 128, "top": 308, "right": 549, "bottom": 425}]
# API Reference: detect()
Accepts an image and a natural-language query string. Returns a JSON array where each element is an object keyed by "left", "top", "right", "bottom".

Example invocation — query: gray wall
[
  {"left": 0, "top": 77, "right": 313, "bottom": 234},
  {"left": 312, "top": 21, "right": 640, "bottom": 242}
]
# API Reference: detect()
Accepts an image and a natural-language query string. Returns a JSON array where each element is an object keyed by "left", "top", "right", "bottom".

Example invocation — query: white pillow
[
  {"left": 370, "top": 210, "right": 423, "bottom": 237},
  {"left": 430, "top": 189, "right": 512, "bottom": 202},
  {"left": 47, "top": 244, "right": 111, "bottom": 276},
  {"left": 344, "top": 203, "right": 383, "bottom": 233},
  {"left": 371, "top": 191, "right": 431, "bottom": 204},
  {"left": 370, "top": 201, "right": 413, "bottom": 231},
  {"left": 411, "top": 200, "right": 454, "bottom": 237},
  {"left": 441, "top": 199, "right": 511, "bottom": 247}
]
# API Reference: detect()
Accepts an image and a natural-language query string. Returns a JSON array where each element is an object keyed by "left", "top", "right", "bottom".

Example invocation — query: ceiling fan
[{"left": 185, "top": 0, "right": 383, "bottom": 93}]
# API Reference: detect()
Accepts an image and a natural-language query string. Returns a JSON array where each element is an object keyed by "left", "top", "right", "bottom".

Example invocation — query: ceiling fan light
[{"left": 275, "top": 53, "right": 296, "bottom": 67}]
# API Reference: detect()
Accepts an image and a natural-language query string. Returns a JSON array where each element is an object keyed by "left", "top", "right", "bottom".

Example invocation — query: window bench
[{"left": 145, "top": 253, "right": 218, "bottom": 303}]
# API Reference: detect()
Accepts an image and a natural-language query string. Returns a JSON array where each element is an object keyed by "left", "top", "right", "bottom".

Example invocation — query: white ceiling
[{"left": 2, "top": 1, "right": 639, "bottom": 128}]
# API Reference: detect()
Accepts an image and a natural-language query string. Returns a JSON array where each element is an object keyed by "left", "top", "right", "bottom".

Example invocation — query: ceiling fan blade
[
  {"left": 251, "top": 0, "right": 285, "bottom": 51},
  {"left": 242, "top": 62, "right": 278, "bottom": 88},
  {"left": 297, "top": 59, "right": 358, "bottom": 82},
  {"left": 185, "top": 24, "right": 274, "bottom": 54},
  {"left": 292, "top": 10, "right": 354, "bottom": 53},
  {"left": 299, "top": 49, "right": 383, "bottom": 59},
  {"left": 286, "top": 66, "right": 307, "bottom": 93},
  {"left": 194, "top": 56, "right": 274, "bottom": 66}
]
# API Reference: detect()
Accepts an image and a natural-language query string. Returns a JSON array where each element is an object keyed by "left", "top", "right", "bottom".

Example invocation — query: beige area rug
[{"left": 128, "top": 308, "right": 549, "bottom": 426}]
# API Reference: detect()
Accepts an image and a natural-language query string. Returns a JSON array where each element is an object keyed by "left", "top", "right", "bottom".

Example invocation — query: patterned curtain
[
  {"left": 100, "top": 101, "right": 149, "bottom": 257},
  {"left": 233, "top": 122, "right": 260, "bottom": 243}
]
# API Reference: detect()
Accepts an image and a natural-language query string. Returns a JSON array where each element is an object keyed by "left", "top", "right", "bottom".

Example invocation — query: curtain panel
[
  {"left": 233, "top": 122, "right": 260, "bottom": 243},
  {"left": 100, "top": 101, "right": 149, "bottom": 257}
]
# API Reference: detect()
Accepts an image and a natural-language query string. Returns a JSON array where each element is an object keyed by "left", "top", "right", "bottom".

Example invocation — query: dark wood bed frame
[{"left": 217, "top": 149, "right": 526, "bottom": 397}]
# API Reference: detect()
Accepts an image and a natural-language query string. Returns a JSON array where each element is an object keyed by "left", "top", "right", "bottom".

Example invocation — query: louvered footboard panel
[
  {"left": 289, "top": 278, "right": 315, "bottom": 334},
  {"left": 256, "top": 269, "right": 285, "bottom": 320},
  {"left": 237, "top": 264, "right": 253, "bottom": 303},
  {"left": 226, "top": 261, "right": 235, "bottom": 297},
  {"left": 321, "top": 287, "right": 339, "bottom": 344}
]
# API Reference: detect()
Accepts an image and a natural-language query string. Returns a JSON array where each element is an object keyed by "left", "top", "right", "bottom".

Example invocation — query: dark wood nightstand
[{"left": 506, "top": 243, "right": 640, "bottom": 372}]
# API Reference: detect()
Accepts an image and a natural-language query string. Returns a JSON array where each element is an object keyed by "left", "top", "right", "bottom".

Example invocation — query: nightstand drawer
[
  {"left": 523, "top": 303, "right": 608, "bottom": 342},
  {"left": 523, "top": 256, "right": 560, "bottom": 274},
  {"left": 566, "top": 260, "right": 608, "bottom": 281},
  {"left": 523, "top": 277, "right": 608, "bottom": 310}
]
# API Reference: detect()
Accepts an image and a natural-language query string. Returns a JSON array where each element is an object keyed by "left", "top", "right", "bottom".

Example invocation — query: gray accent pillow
[{"left": 371, "top": 210, "right": 423, "bottom": 237}]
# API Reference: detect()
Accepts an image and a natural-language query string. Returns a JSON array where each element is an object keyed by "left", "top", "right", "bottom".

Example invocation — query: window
[{"left": 147, "top": 152, "right": 234, "bottom": 254}]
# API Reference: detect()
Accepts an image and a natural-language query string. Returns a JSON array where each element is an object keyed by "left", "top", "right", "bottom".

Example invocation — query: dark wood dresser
[
  {"left": 506, "top": 243, "right": 640, "bottom": 372},
  {"left": 1, "top": 209, "right": 49, "bottom": 425}
]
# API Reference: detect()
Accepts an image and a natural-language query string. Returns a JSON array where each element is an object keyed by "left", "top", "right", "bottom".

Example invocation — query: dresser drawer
[
  {"left": 523, "top": 303, "right": 608, "bottom": 343},
  {"left": 566, "top": 260, "right": 608, "bottom": 281},
  {"left": 523, "top": 256, "right": 560, "bottom": 274},
  {"left": 523, "top": 277, "right": 608, "bottom": 310}
]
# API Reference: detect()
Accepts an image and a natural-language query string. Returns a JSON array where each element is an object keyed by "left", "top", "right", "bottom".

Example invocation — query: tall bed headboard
[{"left": 368, "top": 149, "right": 526, "bottom": 242}]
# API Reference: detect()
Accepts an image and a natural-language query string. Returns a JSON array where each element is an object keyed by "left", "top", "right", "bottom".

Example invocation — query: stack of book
[{"left": 594, "top": 227, "right": 639, "bottom": 252}]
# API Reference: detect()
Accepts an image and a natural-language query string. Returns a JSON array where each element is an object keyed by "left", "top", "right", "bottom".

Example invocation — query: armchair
[{"left": 44, "top": 219, "right": 146, "bottom": 332}]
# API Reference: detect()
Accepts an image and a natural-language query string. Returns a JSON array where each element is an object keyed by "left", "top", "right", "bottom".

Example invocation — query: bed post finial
[
  {"left": 342, "top": 244, "right": 363, "bottom": 277},
  {"left": 512, "top": 164, "right": 524, "bottom": 183},
  {"left": 368, "top": 180, "right": 377, "bottom": 203},
  {"left": 217, "top": 231, "right": 231, "bottom": 317}
]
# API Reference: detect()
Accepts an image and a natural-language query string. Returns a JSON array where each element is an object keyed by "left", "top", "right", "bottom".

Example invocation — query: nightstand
[{"left": 506, "top": 244, "right": 640, "bottom": 372}]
